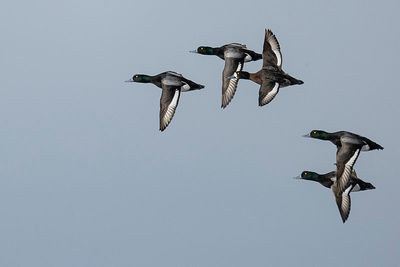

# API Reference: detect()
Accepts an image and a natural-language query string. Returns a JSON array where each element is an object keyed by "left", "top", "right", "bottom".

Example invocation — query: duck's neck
[
  {"left": 236, "top": 71, "right": 250, "bottom": 80},
  {"left": 138, "top": 75, "right": 154, "bottom": 83},
  {"left": 316, "top": 131, "right": 331, "bottom": 140}
]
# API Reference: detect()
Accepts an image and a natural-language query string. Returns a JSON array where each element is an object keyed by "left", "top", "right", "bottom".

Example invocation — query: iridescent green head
[
  {"left": 125, "top": 74, "right": 152, "bottom": 83},
  {"left": 300, "top": 171, "right": 320, "bottom": 181},
  {"left": 305, "top": 130, "right": 329, "bottom": 140},
  {"left": 195, "top": 46, "right": 215, "bottom": 55}
]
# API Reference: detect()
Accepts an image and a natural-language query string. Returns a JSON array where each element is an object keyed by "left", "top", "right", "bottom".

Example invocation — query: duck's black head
[
  {"left": 125, "top": 74, "right": 152, "bottom": 83},
  {"left": 195, "top": 46, "right": 215, "bottom": 55},
  {"left": 305, "top": 130, "right": 330, "bottom": 140},
  {"left": 300, "top": 171, "right": 320, "bottom": 181}
]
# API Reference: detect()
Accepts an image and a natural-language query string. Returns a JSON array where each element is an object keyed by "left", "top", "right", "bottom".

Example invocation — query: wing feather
[{"left": 159, "top": 86, "right": 181, "bottom": 131}]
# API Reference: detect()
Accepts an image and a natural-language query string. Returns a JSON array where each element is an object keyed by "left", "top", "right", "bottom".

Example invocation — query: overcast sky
[{"left": 1, "top": 0, "right": 399, "bottom": 266}]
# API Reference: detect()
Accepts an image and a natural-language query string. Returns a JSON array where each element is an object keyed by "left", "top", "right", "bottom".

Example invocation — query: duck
[
  {"left": 125, "top": 71, "right": 204, "bottom": 131},
  {"left": 233, "top": 29, "right": 303, "bottom": 106},
  {"left": 190, "top": 43, "right": 262, "bottom": 108},
  {"left": 297, "top": 170, "right": 375, "bottom": 223},
  {"left": 303, "top": 130, "right": 383, "bottom": 194}
]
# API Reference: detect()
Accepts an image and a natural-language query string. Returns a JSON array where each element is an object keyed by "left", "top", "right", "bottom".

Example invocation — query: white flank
[
  {"left": 261, "top": 82, "right": 279, "bottom": 105},
  {"left": 244, "top": 53, "right": 253, "bottom": 62},
  {"left": 181, "top": 83, "right": 191, "bottom": 92},
  {"left": 351, "top": 184, "right": 361, "bottom": 192},
  {"left": 361, "top": 144, "right": 371, "bottom": 151}
]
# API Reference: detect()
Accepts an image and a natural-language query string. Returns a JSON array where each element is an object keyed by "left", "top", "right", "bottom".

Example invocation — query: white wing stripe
[
  {"left": 261, "top": 82, "right": 279, "bottom": 105},
  {"left": 341, "top": 187, "right": 351, "bottom": 221},
  {"left": 268, "top": 35, "right": 282, "bottom": 67},
  {"left": 224, "top": 62, "right": 242, "bottom": 105},
  {"left": 339, "top": 149, "right": 360, "bottom": 193},
  {"left": 162, "top": 89, "right": 180, "bottom": 128}
]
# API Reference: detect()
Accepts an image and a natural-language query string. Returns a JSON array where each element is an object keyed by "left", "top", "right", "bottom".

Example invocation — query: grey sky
[{"left": 1, "top": 0, "right": 399, "bottom": 266}]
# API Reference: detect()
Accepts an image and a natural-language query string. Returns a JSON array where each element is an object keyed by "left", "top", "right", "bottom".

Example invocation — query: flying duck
[
  {"left": 303, "top": 130, "right": 383, "bottom": 195},
  {"left": 233, "top": 29, "right": 304, "bottom": 106},
  {"left": 297, "top": 170, "right": 375, "bottom": 223},
  {"left": 191, "top": 43, "right": 262, "bottom": 108},
  {"left": 125, "top": 71, "right": 204, "bottom": 131}
]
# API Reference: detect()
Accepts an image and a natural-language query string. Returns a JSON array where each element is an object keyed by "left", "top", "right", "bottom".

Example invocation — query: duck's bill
[
  {"left": 302, "top": 133, "right": 311, "bottom": 138},
  {"left": 293, "top": 175, "right": 302, "bottom": 179},
  {"left": 189, "top": 50, "right": 198, "bottom": 53},
  {"left": 226, "top": 74, "right": 236, "bottom": 80},
  {"left": 125, "top": 78, "right": 134, "bottom": 82}
]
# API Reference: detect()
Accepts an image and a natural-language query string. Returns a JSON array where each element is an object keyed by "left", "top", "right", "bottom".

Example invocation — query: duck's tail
[
  {"left": 289, "top": 76, "right": 304, "bottom": 85},
  {"left": 363, "top": 137, "right": 384, "bottom": 151}
]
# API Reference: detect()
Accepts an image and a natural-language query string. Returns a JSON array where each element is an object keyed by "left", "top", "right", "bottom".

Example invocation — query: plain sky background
[{"left": 1, "top": 0, "right": 399, "bottom": 266}]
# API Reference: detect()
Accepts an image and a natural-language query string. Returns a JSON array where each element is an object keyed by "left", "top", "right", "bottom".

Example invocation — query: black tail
[
  {"left": 358, "top": 179, "right": 376, "bottom": 191},
  {"left": 291, "top": 76, "right": 304, "bottom": 85},
  {"left": 364, "top": 137, "right": 384, "bottom": 150}
]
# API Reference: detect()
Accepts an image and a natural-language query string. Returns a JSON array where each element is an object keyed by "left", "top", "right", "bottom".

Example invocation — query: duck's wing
[
  {"left": 335, "top": 143, "right": 361, "bottom": 194},
  {"left": 334, "top": 185, "right": 353, "bottom": 223},
  {"left": 258, "top": 78, "right": 280, "bottom": 106},
  {"left": 221, "top": 57, "right": 244, "bottom": 108},
  {"left": 263, "top": 29, "right": 282, "bottom": 68},
  {"left": 159, "top": 85, "right": 181, "bottom": 131}
]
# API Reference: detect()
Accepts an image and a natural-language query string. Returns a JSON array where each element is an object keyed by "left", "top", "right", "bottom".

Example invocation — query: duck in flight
[
  {"left": 303, "top": 130, "right": 383, "bottom": 196},
  {"left": 296, "top": 170, "right": 375, "bottom": 223},
  {"left": 125, "top": 71, "right": 204, "bottom": 131},
  {"left": 191, "top": 43, "right": 262, "bottom": 108},
  {"left": 233, "top": 29, "right": 304, "bottom": 106}
]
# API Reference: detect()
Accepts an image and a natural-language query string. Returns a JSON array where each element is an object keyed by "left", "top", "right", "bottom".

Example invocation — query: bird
[
  {"left": 303, "top": 130, "right": 383, "bottom": 195},
  {"left": 233, "top": 29, "right": 304, "bottom": 106},
  {"left": 125, "top": 71, "right": 204, "bottom": 131},
  {"left": 190, "top": 43, "right": 262, "bottom": 108},
  {"left": 296, "top": 170, "right": 375, "bottom": 223}
]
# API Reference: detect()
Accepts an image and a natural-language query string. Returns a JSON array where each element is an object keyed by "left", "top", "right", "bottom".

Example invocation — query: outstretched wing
[
  {"left": 258, "top": 79, "right": 280, "bottom": 106},
  {"left": 263, "top": 29, "right": 282, "bottom": 68},
  {"left": 336, "top": 144, "right": 361, "bottom": 194},
  {"left": 221, "top": 58, "right": 244, "bottom": 108},
  {"left": 159, "top": 85, "right": 181, "bottom": 131},
  {"left": 334, "top": 185, "right": 352, "bottom": 223}
]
